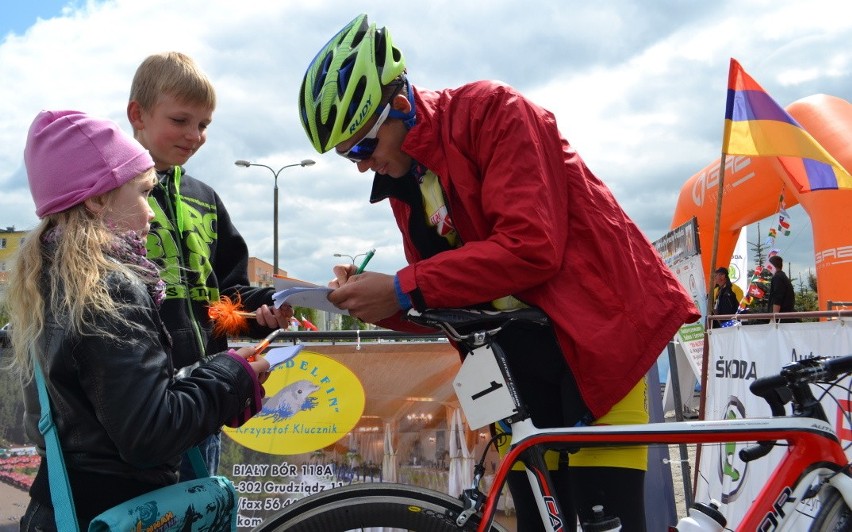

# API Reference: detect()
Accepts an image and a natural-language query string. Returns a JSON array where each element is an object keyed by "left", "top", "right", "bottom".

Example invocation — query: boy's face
[{"left": 128, "top": 93, "right": 214, "bottom": 171}]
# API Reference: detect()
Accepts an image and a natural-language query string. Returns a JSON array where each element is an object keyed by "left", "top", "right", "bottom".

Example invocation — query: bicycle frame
[
  {"left": 473, "top": 416, "right": 849, "bottom": 532},
  {"left": 402, "top": 308, "right": 852, "bottom": 531}
]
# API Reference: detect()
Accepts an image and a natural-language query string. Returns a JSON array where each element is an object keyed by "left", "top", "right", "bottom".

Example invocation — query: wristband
[{"left": 394, "top": 275, "right": 413, "bottom": 311}]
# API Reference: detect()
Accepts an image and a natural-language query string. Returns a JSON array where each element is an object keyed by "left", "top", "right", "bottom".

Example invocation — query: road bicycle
[{"left": 254, "top": 307, "right": 852, "bottom": 531}]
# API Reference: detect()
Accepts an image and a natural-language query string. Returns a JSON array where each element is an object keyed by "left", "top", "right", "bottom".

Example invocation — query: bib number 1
[{"left": 453, "top": 344, "right": 519, "bottom": 429}]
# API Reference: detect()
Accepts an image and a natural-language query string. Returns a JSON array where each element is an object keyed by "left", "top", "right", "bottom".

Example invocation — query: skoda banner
[{"left": 697, "top": 320, "right": 852, "bottom": 527}]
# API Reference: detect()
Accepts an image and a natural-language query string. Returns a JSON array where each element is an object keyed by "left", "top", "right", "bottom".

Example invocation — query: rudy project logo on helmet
[{"left": 349, "top": 94, "right": 374, "bottom": 136}]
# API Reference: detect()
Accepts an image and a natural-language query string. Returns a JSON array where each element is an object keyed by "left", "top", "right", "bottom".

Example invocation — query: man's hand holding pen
[{"left": 328, "top": 250, "right": 400, "bottom": 323}]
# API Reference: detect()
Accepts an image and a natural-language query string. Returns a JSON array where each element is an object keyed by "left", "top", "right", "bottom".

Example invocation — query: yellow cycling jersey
[{"left": 496, "top": 377, "right": 649, "bottom": 471}]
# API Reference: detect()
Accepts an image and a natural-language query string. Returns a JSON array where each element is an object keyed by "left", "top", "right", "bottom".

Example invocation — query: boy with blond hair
[{"left": 127, "top": 51, "right": 291, "bottom": 478}]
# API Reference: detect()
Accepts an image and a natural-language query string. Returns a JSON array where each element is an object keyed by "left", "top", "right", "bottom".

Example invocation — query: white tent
[
  {"left": 381, "top": 422, "right": 397, "bottom": 483},
  {"left": 447, "top": 408, "right": 474, "bottom": 497}
]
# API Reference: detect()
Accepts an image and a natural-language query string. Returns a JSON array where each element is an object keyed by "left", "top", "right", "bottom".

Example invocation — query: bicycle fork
[
  {"left": 829, "top": 467, "right": 852, "bottom": 512},
  {"left": 455, "top": 444, "right": 569, "bottom": 532}
]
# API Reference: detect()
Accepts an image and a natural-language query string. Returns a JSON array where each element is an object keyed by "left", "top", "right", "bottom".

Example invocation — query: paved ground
[
  {"left": 0, "top": 481, "right": 28, "bottom": 530},
  {"left": 669, "top": 442, "right": 698, "bottom": 518}
]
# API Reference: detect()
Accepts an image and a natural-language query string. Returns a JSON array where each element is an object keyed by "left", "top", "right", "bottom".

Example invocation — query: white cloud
[{"left": 2, "top": 0, "right": 851, "bottom": 284}]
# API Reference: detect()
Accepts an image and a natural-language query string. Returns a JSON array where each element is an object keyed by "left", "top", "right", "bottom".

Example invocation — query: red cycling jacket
[{"left": 375, "top": 81, "right": 700, "bottom": 418}]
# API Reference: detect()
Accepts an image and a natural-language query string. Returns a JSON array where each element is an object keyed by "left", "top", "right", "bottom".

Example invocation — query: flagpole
[
  {"left": 692, "top": 151, "right": 727, "bottom": 496},
  {"left": 707, "top": 153, "right": 726, "bottom": 325},
  {"left": 699, "top": 153, "right": 727, "bottom": 413},
  {"left": 696, "top": 58, "right": 735, "bottom": 487}
]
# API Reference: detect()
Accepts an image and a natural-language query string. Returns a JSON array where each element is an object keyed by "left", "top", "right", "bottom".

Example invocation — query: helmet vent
[
  {"left": 375, "top": 29, "right": 387, "bottom": 67},
  {"left": 315, "top": 106, "right": 333, "bottom": 150},
  {"left": 345, "top": 76, "right": 367, "bottom": 125},
  {"left": 314, "top": 51, "right": 334, "bottom": 100},
  {"left": 350, "top": 16, "right": 369, "bottom": 48},
  {"left": 337, "top": 55, "right": 356, "bottom": 99}
]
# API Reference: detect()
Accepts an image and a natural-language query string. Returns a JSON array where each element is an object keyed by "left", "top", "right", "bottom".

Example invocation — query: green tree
[
  {"left": 794, "top": 270, "right": 819, "bottom": 318},
  {"left": 744, "top": 222, "right": 779, "bottom": 314},
  {"left": 748, "top": 222, "right": 768, "bottom": 270},
  {"left": 341, "top": 314, "right": 368, "bottom": 330}
]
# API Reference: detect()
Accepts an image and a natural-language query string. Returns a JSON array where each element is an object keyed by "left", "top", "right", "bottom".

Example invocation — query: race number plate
[{"left": 453, "top": 344, "right": 519, "bottom": 429}]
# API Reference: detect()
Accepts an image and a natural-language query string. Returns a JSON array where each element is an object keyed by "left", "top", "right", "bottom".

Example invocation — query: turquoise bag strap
[
  {"left": 33, "top": 349, "right": 207, "bottom": 531},
  {"left": 187, "top": 445, "right": 210, "bottom": 479},
  {"left": 32, "top": 355, "right": 81, "bottom": 532}
]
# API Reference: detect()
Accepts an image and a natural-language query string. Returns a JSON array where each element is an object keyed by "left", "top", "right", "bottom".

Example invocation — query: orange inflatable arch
[{"left": 671, "top": 94, "right": 852, "bottom": 310}]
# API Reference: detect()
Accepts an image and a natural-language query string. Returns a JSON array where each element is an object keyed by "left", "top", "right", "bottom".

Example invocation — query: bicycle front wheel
[
  {"left": 252, "top": 482, "right": 508, "bottom": 531},
  {"left": 810, "top": 485, "right": 852, "bottom": 531}
]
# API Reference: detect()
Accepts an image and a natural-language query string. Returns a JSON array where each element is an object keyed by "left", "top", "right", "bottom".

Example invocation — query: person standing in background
[
  {"left": 712, "top": 266, "right": 740, "bottom": 327},
  {"left": 766, "top": 255, "right": 797, "bottom": 321},
  {"left": 127, "top": 52, "right": 292, "bottom": 479}
]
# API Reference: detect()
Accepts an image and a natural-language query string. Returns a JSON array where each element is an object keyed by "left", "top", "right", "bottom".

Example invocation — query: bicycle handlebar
[
  {"left": 750, "top": 355, "right": 852, "bottom": 410},
  {"left": 741, "top": 354, "right": 852, "bottom": 462}
]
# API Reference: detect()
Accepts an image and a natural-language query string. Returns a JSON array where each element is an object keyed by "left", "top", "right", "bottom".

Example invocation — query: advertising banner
[
  {"left": 696, "top": 320, "right": 852, "bottom": 527},
  {"left": 654, "top": 218, "right": 706, "bottom": 411}
]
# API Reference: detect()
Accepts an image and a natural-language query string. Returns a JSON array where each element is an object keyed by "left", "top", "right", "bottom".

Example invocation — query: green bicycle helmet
[{"left": 299, "top": 14, "right": 407, "bottom": 153}]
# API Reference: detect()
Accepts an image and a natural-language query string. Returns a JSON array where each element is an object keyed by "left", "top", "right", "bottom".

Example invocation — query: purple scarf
[{"left": 44, "top": 227, "right": 166, "bottom": 307}]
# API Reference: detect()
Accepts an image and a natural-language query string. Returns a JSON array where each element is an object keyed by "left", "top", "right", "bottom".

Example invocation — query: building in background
[
  {"left": 0, "top": 227, "right": 28, "bottom": 305},
  {"left": 247, "top": 257, "right": 338, "bottom": 330},
  {"left": 247, "top": 256, "right": 279, "bottom": 288}
]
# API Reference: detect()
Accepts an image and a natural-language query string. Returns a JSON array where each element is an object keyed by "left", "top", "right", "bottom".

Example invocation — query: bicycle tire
[
  {"left": 809, "top": 485, "right": 852, "bottom": 531},
  {"left": 252, "top": 482, "right": 508, "bottom": 531}
]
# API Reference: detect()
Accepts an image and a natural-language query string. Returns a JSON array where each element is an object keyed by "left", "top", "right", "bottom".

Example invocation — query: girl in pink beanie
[{"left": 10, "top": 110, "right": 270, "bottom": 530}]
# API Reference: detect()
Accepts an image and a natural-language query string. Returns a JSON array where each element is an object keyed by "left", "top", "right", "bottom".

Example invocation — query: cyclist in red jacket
[{"left": 298, "top": 14, "right": 700, "bottom": 531}]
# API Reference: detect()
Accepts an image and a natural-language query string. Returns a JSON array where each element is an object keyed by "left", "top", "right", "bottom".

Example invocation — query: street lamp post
[
  {"left": 333, "top": 252, "right": 370, "bottom": 265},
  {"left": 235, "top": 158, "right": 316, "bottom": 275}
]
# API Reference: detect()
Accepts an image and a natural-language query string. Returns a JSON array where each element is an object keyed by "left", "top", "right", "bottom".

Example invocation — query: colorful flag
[
  {"left": 299, "top": 315, "right": 318, "bottom": 331},
  {"left": 777, "top": 213, "right": 791, "bottom": 236},
  {"left": 722, "top": 58, "right": 852, "bottom": 192},
  {"left": 776, "top": 195, "right": 792, "bottom": 236}
]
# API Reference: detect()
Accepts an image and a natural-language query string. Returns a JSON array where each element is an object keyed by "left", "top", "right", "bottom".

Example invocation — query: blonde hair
[
  {"left": 129, "top": 51, "right": 216, "bottom": 115},
  {"left": 7, "top": 204, "right": 145, "bottom": 378}
]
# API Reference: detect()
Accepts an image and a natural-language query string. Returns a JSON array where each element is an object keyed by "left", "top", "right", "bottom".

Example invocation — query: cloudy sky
[{"left": 2, "top": 0, "right": 851, "bottom": 285}]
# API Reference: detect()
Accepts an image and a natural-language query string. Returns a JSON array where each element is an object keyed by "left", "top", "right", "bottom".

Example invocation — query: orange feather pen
[
  {"left": 208, "top": 295, "right": 255, "bottom": 338},
  {"left": 208, "top": 295, "right": 286, "bottom": 363}
]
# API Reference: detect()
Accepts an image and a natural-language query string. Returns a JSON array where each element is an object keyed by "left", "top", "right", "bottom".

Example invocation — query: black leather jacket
[{"left": 23, "top": 270, "right": 263, "bottom": 486}]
